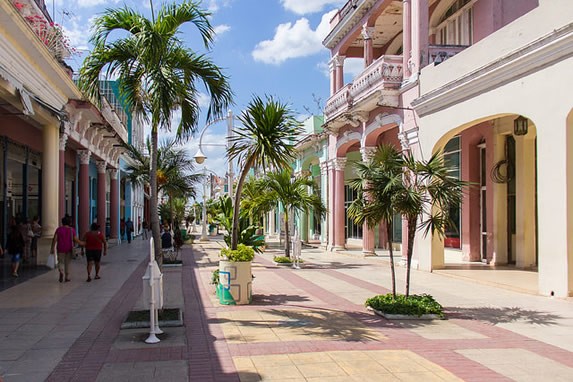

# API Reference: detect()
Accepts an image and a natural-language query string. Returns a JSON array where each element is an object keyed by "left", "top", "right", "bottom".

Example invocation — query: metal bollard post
[{"left": 145, "top": 238, "right": 161, "bottom": 344}]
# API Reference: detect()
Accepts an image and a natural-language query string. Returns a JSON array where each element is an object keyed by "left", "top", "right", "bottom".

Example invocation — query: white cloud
[
  {"left": 197, "top": 93, "right": 211, "bottom": 108},
  {"left": 213, "top": 24, "right": 231, "bottom": 37},
  {"left": 76, "top": 0, "right": 110, "bottom": 8},
  {"left": 62, "top": 15, "right": 92, "bottom": 52},
  {"left": 252, "top": 9, "right": 336, "bottom": 65},
  {"left": 281, "top": 0, "right": 345, "bottom": 15}
]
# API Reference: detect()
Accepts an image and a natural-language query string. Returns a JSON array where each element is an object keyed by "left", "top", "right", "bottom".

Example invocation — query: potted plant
[{"left": 218, "top": 244, "right": 254, "bottom": 305}]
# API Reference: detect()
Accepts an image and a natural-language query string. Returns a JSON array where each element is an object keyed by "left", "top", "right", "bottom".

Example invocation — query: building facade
[
  {"left": 320, "top": 0, "right": 572, "bottom": 297},
  {"left": 0, "top": 0, "right": 135, "bottom": 268}
]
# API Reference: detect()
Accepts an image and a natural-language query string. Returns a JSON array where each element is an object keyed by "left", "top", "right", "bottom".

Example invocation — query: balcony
[
  {"left": 325, "top": 55, "right": 403, "bottom": 121},
  {"left": 428, "top": 45, "right": 468, "bottom": 65}
]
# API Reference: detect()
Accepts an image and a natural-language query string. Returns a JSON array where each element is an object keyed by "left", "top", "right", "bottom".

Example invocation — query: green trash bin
[{"left": 180, "top": 229, "right": 187, "bottom": 241}]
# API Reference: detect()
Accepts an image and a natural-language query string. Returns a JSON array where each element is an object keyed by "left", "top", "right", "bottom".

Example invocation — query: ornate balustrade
[{"left": 325, "top": 55, "right": 403, "bottom": 121}]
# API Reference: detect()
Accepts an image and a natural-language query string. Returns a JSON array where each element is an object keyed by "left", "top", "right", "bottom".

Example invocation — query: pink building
[
  {"left": 0, "top": 0, "right": 130, "bottom": 269},
  {"left": 321, "top": 0, "right": 572, "bottom": 297}
]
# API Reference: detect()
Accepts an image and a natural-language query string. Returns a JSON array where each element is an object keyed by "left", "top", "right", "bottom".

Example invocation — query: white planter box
[{"left": 219, "top": 260, "right": 252, "bottom": 305}]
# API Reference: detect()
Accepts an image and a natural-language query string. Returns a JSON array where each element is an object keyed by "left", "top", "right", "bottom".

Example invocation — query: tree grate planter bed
[
  {"left": 121, "top": 308, "right": 183, "bottom": 329},
  {"left": 367, "top": 306, "right": 444, "bottom": 320}
]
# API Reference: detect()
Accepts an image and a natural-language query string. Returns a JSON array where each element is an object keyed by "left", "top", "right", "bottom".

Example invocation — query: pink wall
[
  {"left": 2, "top": 116, "right": 43, "bottom": 153},
  {"left": 460, "top": 122, "right": 493, "bottom": 261},
  {"left": 473, "top": 0, "right": 538, "bottom": 43}
]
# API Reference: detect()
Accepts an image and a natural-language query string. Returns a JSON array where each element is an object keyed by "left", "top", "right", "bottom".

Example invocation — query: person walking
[
  {"left": 142, "top": 219, "right": 149, "bottom": 240},
  {"left": 82, "top": 223, "right": 107, "bottom": 282},
  {"left": 30, "top": 216, "right": 42, "bottom": 260},
  {"left": 51, "top": 216, "right": 84, "bottom": 283},
  {"left": 125, "top": 218, "right": 134, "bottom": 243},
  {"left": 6, "top": 224, "right": 25, "bottom": 277}
]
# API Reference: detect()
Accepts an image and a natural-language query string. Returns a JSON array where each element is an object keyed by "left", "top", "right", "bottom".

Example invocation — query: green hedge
[{"left": 365, "top": 293, "right": 444, "bottom": 318}]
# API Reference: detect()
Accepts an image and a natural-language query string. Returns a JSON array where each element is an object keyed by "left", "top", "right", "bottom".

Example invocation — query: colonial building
[
  {"left": 321, "top": 0, "right": 572, "bottom": 297},
  {"left": 0, "top": 0, "right": 134, "bottom": 269}
]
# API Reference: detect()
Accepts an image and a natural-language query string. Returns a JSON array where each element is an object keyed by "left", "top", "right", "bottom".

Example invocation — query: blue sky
[{"left": 46, "top": 0, "right": 363, "bottom": 191}]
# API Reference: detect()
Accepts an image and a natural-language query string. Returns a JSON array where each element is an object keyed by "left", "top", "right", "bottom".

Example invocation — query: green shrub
[
  {"left": 365, "top": 293, "right": 444, "bottom": 318},
  {"left": 273, "top": 256, "right": 303, "bottom": 264},
  {"left": 220, "top": 244, "right": 255, "bottom": 262},
  {"left": 211, "top": 269, "right": 220, "bottom": 285}
]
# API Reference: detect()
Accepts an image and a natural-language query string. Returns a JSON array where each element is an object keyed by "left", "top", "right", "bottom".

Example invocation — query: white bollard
[
  {"left": 145, "top": 238, "right": 160, "bottom": 344},
  {"left": 292, "top": 230, "right": 301, "bottom": 269}
]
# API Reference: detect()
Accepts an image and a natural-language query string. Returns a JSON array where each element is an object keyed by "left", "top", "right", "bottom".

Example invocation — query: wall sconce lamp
[{"left": 513, "top": 116, "right": 529, "bottom": 136}]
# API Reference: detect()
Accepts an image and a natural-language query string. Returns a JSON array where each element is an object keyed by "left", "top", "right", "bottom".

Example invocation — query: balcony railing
[
  {"left": 428, "top": 45, "right": 468, "bottom": 65},
  {"left": 325, "top": 55, "right": 403, "bottom": 119}
]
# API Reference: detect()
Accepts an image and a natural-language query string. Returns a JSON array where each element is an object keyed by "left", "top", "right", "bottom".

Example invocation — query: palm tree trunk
[
  {"left": 150, "top": 126, "right": 162, "bottom": 262},
  {"left": 284, "top": 210, "right": 290, "bottom": 258},
  {"left": 386, "top": 221, "right": 396, "bottom": 298},
  {"left": 231, "top": 158, "right": 255, "bottom": 250},
  {"left": 405, "top": 216, "right": 417, "bottom": 297}
]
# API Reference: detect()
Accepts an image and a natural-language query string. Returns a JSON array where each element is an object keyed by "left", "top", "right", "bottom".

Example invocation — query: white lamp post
[
  {"left": 200, "top": 167, "right": 219, "bottom": 242},
  {"left": 194, "top": 110, "right": 234, "bottom": 201}
]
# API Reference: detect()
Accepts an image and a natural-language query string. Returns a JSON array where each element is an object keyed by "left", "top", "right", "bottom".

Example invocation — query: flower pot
[{"left": 218, "top": 260, "right": 252, "bottom": 305}]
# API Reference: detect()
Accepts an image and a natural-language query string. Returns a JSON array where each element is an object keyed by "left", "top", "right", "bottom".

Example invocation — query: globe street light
[{"left": 193, "top": 110, "right": 234, "bottom": 200}]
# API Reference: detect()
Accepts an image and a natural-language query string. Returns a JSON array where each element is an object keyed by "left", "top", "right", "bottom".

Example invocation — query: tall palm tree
[
  {"left": 348, "top": 144, "right": 403, "bottom": 297},
  {"left": 227, "top": 95, "right": 302, "bottom": 250},
  {"left": 78, "top": 1, "right": 232, "bottom": 255},
  {"left": 123, "top": 138, "right": 201, "bottom": 212},
  {"left": 257, "top": 169, "right": 326, "bottom": 257}
]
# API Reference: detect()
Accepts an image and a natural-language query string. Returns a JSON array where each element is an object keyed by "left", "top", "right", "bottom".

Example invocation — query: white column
[
  {"left": 536, "top": 113, "right": 572, "bottom": 297},
  {"left": 514, "top": 132, "right": 536, "bottom": 269},
  {"left": 42, "top": 123, "right": 59, "bottom": 237},
  {"left": 491, "top": 125, "right": 509, "bottom": 265}
]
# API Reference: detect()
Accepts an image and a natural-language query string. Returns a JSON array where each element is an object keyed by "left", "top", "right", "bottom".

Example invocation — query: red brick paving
[{"left": 44, "top": 245, "right": 573, "bottom": 381}]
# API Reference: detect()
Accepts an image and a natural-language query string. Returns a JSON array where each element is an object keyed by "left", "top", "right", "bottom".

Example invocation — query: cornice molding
[{"left": 412, "top": 23, "right": 573, "bottom": 117}]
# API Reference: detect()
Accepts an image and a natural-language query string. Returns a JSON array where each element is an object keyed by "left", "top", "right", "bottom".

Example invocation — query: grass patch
[
  {"left": 125, "top": 308, "right": 181, "bottom": 323},
  {"left": 273, "top": 256, "right": 303, "bottom": 264},
  {"left": 365, "top": 293, "right": 445, "bottom": 318}
]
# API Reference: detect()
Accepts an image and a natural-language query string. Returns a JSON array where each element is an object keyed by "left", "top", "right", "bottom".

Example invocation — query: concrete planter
[
  {"left": 219, "top": 260, "right": 252, "bottom": 305},
  {"left": 367, "top": 306, "right": 443, "bottom": 320}
]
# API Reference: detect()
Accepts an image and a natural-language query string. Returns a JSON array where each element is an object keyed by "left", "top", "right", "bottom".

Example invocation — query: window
[
  {"left": 344, "top": 185, "right": 363, "bottom": 239},
  {"left": 436, "top": 0, "right": 474, "bottom": 46},
  {"left": 443, "top": 136, "right": 461, "bottom": 248}
]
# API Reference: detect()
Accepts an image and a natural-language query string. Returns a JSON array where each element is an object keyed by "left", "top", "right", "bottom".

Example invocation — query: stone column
[
  {"left": 536, "top": 113, "right": 572, "bottom": 297},
  {"left": 360, "top": 147, "right": 377, "bottom": 255},
  {"left": 403, "top": 0, "right": 412, "bottom": 78},
  {"left": 491, "top": 131, "right": 508, "bottom": 265},
  {"left": 320, "top": 161, "right": 329, "bottom": 247},
  {"left": 333, "top": 55, "right": 345, "bottom": 93},
  {"left": 42, "top": 123, "right": 60, "bottom": 237},
  {"left": 59, "top": 133, "right": 68, "bottom": 222},
  {"left": 96, "top": 161, "right": 107, "bottom": 230},
  {"left": 411, "top": 0, "right": 429, "bottom": 75},
  {"left": 78, "top": 150, "right": 91, "bottom": 238},
  {"left": 514, "top": 132, "right": 536, "bottom": 269},
  {"left": 461, "top": 138, "right": 481, "bottom": 261},
  {"left": 109, "top": 169, "right": 119, "bottom": 241},
  {"left": 362, "top": 25, "right": 375, "bottom": 67},
  {"left": 333, "top": 158, "right": 347, "bottom": 250},
  {"left": 329, "top": 56, "right": 337, "bottom": 96}
]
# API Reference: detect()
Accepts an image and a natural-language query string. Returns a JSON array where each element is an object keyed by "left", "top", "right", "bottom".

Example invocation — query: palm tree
[
  {"left": 349, "top": 145, "right": 467, "bottom": 297},
  {"left": 348, "top": 144, "right": 403, "bottom": 297},
  {"left": 227, "top": 95, "right": 302, "bottom": 250},
  {"left": 123, "top": 138, "right": 201, "bottom": 224},
  {"left": 257, "top": 169, "right": 326, "bottom": 257},
  {"left": 78, "top": 1, "right": 232, "bottom": 256}
]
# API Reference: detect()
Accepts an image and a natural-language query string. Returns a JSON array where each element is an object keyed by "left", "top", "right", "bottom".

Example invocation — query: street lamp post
[
  {"left": 200, "top": 167, "right": 219, "bottom": 242},
  {"left": 193, "top": 110, "right": 234, "bottom": 201}
]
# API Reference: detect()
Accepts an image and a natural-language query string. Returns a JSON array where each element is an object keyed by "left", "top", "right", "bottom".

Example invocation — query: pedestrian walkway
[{"left": 0, "top": 235, "right": 572, "bottom": 381}]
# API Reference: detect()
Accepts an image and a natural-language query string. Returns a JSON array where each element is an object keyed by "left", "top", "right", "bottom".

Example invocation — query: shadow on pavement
[
  {"left": 252, "top": 293, "right": 311, "bottom": 305},
  {"left": 445, "top": 306, "right": 561, "bottom": 325}
]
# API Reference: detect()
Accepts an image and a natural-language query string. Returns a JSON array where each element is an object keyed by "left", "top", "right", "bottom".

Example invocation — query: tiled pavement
[{"left": 0, "top": 234, "right": 572, "bottom": 381}]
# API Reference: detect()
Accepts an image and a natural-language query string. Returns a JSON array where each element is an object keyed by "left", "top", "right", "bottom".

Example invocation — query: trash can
[{"left": 180, "top": 229, "right": 187, "bottom": 241}]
